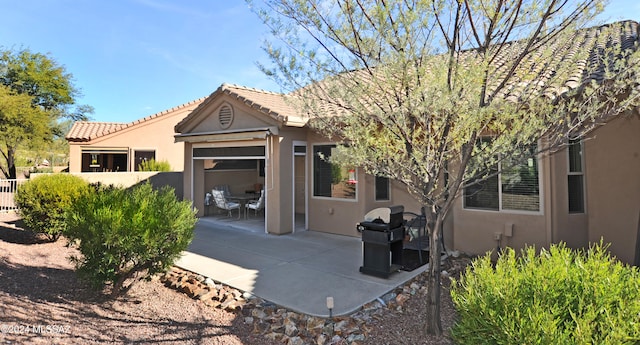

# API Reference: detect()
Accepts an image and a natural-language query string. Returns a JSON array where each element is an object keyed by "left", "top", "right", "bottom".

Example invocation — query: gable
[
  {"left": 175, "top": 84, "right": 306, "bottom": 135},
  {"left": 182, "top": 97, "right": 281, "bottom": 135}
]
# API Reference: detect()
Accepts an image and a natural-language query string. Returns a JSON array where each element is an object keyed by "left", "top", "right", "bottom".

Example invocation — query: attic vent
[{"left": 218, "top": 104, "right": 234, "bottom": 129}]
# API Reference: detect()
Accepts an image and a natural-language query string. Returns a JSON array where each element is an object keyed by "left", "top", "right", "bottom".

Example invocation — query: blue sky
[{"left": 1, "top": 0, "right": 638, "bottom": 123}]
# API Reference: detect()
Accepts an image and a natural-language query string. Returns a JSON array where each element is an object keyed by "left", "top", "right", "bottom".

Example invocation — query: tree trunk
[
  {"left": 426, "top": 211, "right": 443, "bottom": 335},
  {"left": 7, "top": 148, "right": 17, "bottom": 180}
]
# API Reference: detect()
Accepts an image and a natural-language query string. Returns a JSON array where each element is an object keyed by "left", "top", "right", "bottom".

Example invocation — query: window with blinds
[
  {"left": 464, "top": 142, "right": 540, "bottom": 212},
  {"left": 568, "top": 140, "right": 585, "bottom": 213}
]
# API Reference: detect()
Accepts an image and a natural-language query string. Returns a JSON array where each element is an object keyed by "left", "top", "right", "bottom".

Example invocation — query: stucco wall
[
  {"left": 548, "top": 147, "right": 589, "bottom": 248},
  {"left": 32, "top": 171, "right": 184, "bottom": 199},
  {"left": 450, "top": 153, "right": 551, "bottom": 256},
  {"left": 68, "top": 104, "right": 197, "bottom": 173},
  {"left": 585, "top": 115, "right": 640, "bottom": 264}
]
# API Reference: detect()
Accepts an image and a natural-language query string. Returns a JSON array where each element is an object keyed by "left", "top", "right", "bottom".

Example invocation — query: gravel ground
[{"left": 0, "top": 212, "right": 464, "bottom": 344}]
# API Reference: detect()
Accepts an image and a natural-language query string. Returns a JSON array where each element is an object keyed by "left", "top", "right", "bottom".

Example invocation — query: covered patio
[{"left": 176, "top": 217, "right": 429, "bottom": 317}]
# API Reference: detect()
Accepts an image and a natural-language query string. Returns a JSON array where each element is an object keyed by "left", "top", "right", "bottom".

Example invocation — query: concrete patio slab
[{"left": 176, "top": 217, "right": 429, "bottom": 317}]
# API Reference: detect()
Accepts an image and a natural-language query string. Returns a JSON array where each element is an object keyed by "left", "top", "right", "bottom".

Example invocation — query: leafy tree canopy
[
  {"left": 0, "top": 47, "right": 92, "bottom": 178},
  {"left": 252, "top": 0, "right": 640, "bottom": 335}
]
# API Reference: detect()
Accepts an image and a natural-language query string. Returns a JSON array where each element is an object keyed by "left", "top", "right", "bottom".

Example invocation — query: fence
[{"left": 0, "top": 179, "right": 26, "bottom": 212}]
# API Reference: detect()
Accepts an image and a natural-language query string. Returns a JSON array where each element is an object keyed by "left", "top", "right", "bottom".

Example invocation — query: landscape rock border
[{"left": 161, "top": 255, "right": 471, "bottom": 345}]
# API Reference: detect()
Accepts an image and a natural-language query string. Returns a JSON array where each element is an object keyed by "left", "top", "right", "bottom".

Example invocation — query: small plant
[
  {"left": 451, "top": 241, "right": 640, "bottom": 345},
  {"left": 15, "top": 174, "right": 89, "bottom": 241},
  {"left": 65, "top": 183, "right": 197, "bottom": 297},
  {"left": 137, "top": 158, "right": 171, "bottom": 172}
]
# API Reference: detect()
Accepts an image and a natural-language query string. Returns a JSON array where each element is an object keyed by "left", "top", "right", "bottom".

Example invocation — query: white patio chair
[
  {"left": 213, "top": 184, "right": 231, "bottom": 198},
  {"left": 245, "top": 189, "right": 265, "bottom": 217},
  {"left": 211, "top": 189, "right": 240, "bottom": 218}
]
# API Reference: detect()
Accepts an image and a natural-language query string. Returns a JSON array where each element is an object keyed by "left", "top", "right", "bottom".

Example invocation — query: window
[
  {"left": 464, "top": 143, "right": 540, "bottom": 212},
  {"left": 313, "top": 144, "right": 356, "bottom": 199},
  {"left": 81, "top": 149, "right": 128, "bottom": 172},
  {"left": 375, "top": 176, "right": 390, "bottom": 201},
  {"left": 568, "top": 140, "right": 585, "bottom": 213},
  {"left": 134, "top": 150, "right": 155, "bottom": 171}
]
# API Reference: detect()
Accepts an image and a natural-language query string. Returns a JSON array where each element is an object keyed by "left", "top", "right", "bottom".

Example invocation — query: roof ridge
[
  {"left": 123, "top": 96, "right": 207, "bottom": 127},
  {"left": 97, "top": 97, "right": 206, "bottom": 137},
  {"left": 221, "top": 83, "right": 283, "bottom": 96}
]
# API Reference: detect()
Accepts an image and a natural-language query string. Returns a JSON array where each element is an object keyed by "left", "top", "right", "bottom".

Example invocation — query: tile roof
[
  {"left": 294, "top": 20, "right": 640, "bottom": 118},
  {"left": 174, "top": 83, "right": 306, "bottom": 132},
  {"left": 66, "top": 97, "right": 205, "bottom": 142},
  {"left": 485, "top": 20, "right": 639, "bottom": 102}
]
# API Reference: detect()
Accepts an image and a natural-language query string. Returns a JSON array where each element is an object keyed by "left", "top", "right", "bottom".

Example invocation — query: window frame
[
  {"left": 374, "top": 175, "right": 390, "bottom": 201},
  {"left": 311, "top": 143, "right": 358, "bottom": 202},
  {"left": 567, "top": 139, "right": 586, "bottom": 214},
  {"left": 463, "top": 142, "right": 543, "bottom": 215}
]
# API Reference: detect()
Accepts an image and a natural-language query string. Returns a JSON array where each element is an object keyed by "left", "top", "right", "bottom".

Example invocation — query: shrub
[
  {"left": 137, "top": 158, "right": 171, "bottom": 172},
  {"left": 15, "top": 173, "right": 89, "bottom": 241},
  {"left": 65, "top": 183, "right": 197, "bottom": 297},
  {"left": 451, "top": 242, "right": 640, "bottom": 345}
]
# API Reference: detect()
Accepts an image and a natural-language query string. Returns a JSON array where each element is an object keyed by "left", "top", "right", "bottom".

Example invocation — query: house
[
  {"left": 176, "top": 20, "right": 640, "bottom": 264},
  {"left": 66, "top": 98, "right": 204, "bottom": 173}
]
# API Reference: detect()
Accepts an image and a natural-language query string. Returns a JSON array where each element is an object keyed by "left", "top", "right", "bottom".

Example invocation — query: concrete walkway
[{"left": 176, "top": 217, "right": 429, "bottom": 317}]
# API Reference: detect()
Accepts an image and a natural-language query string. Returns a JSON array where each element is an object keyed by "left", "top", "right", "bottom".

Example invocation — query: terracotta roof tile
[
  {"left": 66, "top": 97, "right": 205, "bottom": 142},
  {"left": 175, "top": 84, "right": 306, "bottom": 131}
]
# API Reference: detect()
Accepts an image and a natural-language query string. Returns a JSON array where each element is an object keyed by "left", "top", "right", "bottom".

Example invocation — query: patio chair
[
  {"left": 245, "top": 189, "right": 265, "bottom": 217},
  {"left": 403, "top": 211, "right": 428, "bottom": 264},
  {"left": 403, "top": 207, "right": 448, "bottom": 265},
  {"left": 211, "top": 189, "right": 240, "bottom": 218},
  {"left": 213, "top": 184, "right": 231, "bottom": 198}
]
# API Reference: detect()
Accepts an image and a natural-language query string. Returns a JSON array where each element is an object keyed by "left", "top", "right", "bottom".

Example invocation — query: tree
[
  {"left": 252, "top": 0, "right": 640, "bottom": 335},
  {"left": 0, "top": 85, "right": 49, "bottom": 179},
  {"left": 0, "top": 47, "right": 91, "bottom": 179}
]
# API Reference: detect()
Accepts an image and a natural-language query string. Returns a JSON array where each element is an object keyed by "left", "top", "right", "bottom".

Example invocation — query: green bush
[
  {"left": 15, "top": 174, "right": 89, "bottom": 241},
  {"left": 137, "top": 158, "right": 171, "bottom": 172},
  {"left": 65, "top": 183, "right": 197, "bottom": 297},
  {"left": 451, "top": 242, "right": 640, "bottom": 345}
]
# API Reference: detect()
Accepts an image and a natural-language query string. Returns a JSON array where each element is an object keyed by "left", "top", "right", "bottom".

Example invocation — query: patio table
[{"left": 228, "top": 194, "right": 257, "bottom": 219}]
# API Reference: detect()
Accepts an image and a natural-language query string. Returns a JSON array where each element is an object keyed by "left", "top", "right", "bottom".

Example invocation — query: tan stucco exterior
[
  {"left": 584, "top": 115, "right": 640, "bottom": 263},
  {"left": 67, "top": 100, "right": 202, "bottom": 173},
  {"left": 65, "top": 87, "right": 639, "bottom": 265},
  {"left": 175, "top": 83, "right": 639, "bottom": 264}
]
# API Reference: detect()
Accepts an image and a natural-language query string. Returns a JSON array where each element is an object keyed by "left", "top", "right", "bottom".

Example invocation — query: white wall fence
[{"left": 0, "top": 179, "right": 27, "bottom": 212}]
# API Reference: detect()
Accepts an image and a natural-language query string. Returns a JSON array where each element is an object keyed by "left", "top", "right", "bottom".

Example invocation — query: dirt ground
[{"left": 0, "top": 212, "right": 464, "bottom": 344}]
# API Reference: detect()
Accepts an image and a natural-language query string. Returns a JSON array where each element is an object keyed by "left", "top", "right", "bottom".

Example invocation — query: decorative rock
[
  {"left": 380, "top": 291, "right": 396, "bottom": 304},
  {"left": 284, "top": 324, "right": 298, "bottom": 337},
  {"left": 196, "top": 288, "right": 215, "bottom": 301},
  {"left": 287, "top": 336, "right": 305, "bottom": 345},
  {"left": 332, "top": 320, "right": 350, "bottom": 335},
  {"left": 202, "top": 299, "right": 221, "bottom": 308},
  {"left": 252, "top": 308, "right": 267, "bottom": 319},
  {"left": 316, "top": 333, "right": 328, "bottom": 345},
  {"left": 253, "top": 321, "right": 270, "bottom": 334},
  {"left": 265, "top": 332, "right": 283, "bottom": 341},
  {"left": 158, "top": 256, "right": 474, "bottom": 345},
  {"left": 180, "top": 282, "right": 200, "bottom": 297},
  {"left": 306, "top": 316, "right": 325, "bottom": 333},
  {"left": 395, "top": 293, "right": 410, "bottom": 307},
  {"left": 347, "top": 333, "right": 365, "bottom": 343},
  {"left": 330, "top": 335, "right": 344, "bottom": 344}
]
